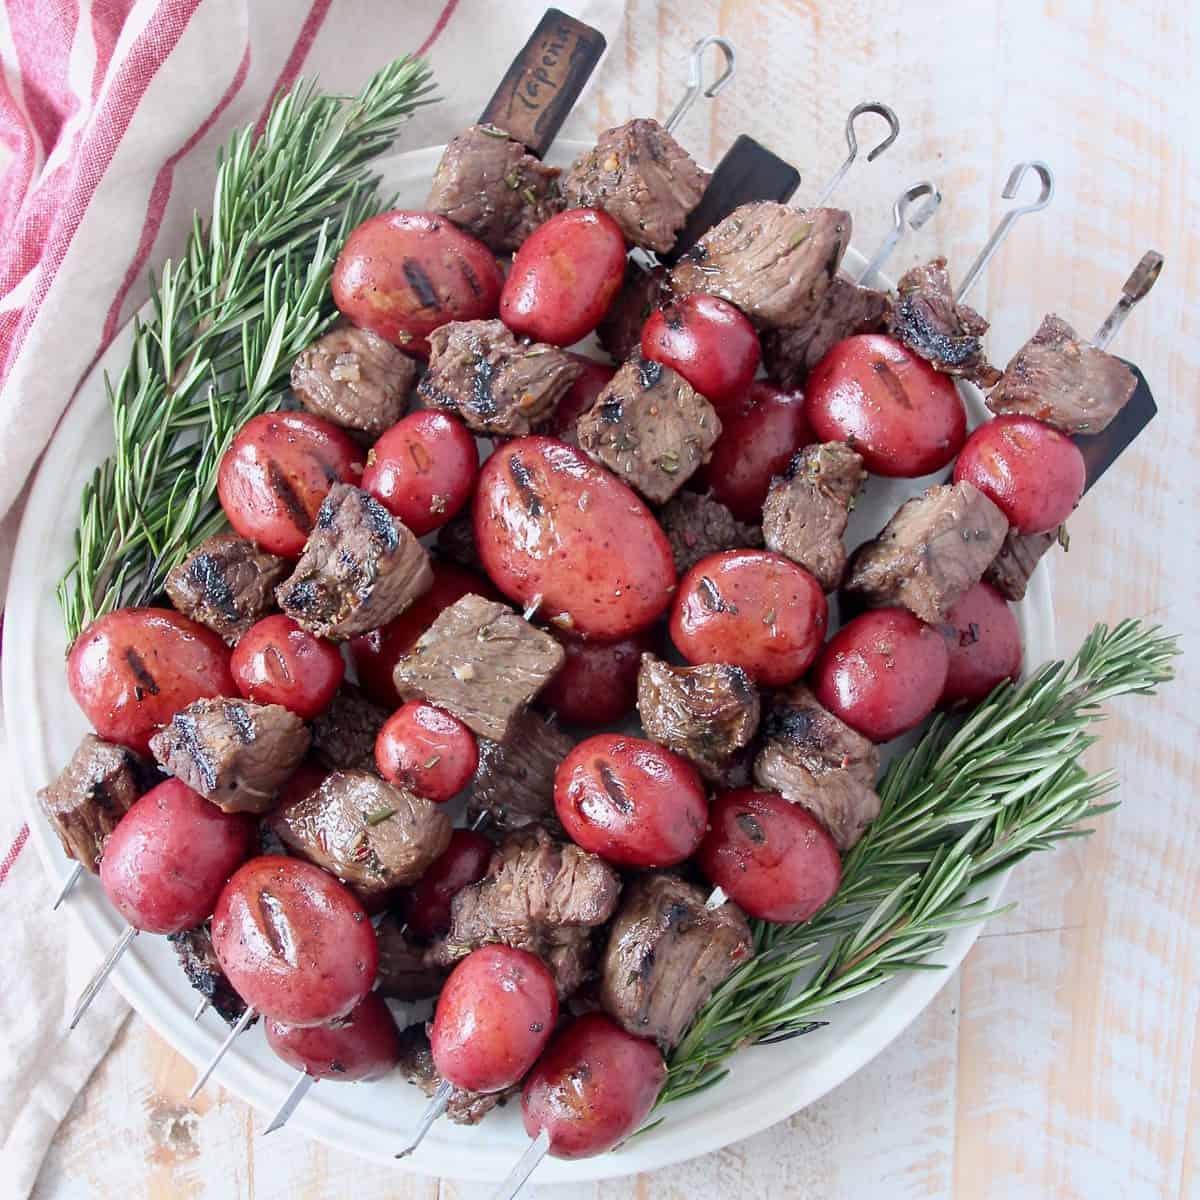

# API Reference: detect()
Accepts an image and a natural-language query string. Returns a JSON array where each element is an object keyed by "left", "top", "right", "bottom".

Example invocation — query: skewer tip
[{"left": 52, "top": 862, "right": 85, "bottom": 910}]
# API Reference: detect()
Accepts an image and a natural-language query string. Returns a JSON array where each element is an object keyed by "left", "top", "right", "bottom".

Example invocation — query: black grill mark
[
  {"left": 598, "top": 396, "right": 624, "bottom": 424},
  {"left": 763, "top": 701, "right": 816, "bottom": 745},
  {"left": 636, "top": 357, "right": 663, "bottom": 390},
  {"left": 507, "top": 453, "right": 542, "bottom": 518},
  {"left": 359, "top": 489, "right": 400, "bottom": 551},
  {"left": 223, "top": 702, "right": 256, "bottom": 744},
  {"left": 871, "top": 359, "right": 913, "bottom": 410},
  {"left": 596, "top": 762, "right": 633, "bottom": 813},
  {"left": 172, "top": 714, "right": 218, "bottom": 792},
  {"left": 402, "top": 258, "right": 441, "bottom": 312},
  {"left": 123, "top": 648, "right": 160, "bottom": 697},
  {"left": 187, "top": 553, "right": 240, "bottom": 621},
  {"left": 735, "top": 811, "right": 766, "bottom": 844},
  {"left": 469, "top": 354, "right": 498, "bottom": 418},
  {"left": 892, "top": 295, "right": 981, "bottom": 368},
  {"left": 258, "top": 890, "right": 297, "bottom": 964},
  {"left": 460, "top": 261, "right": 483, "bottom": 299},
  {"left": 268, "top": 461, "right": 314, "bottom": 535}
]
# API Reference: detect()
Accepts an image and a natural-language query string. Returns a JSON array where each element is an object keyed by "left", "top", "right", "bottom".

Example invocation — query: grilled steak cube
[
  {"left": 637, "top": 654, "right": 760, "bottom": 784},
  {"left": 311, "top": 684, "right": 388, "bottom": 772},
  {"left": 754, "top": 683, "right": 881, "bottom": 850},
  {"left": 149, "top": 698, "right": 308, "bottom": 813},
  {"left": 165, "top": 532, "right": 288, "bottom": 645},
  {"left": 267, "top": 769, "right": 452, "bottom": 900},
  {"left": 562, "top": 118, "right": 709, "bottom": 254},
  {"left": 986, "top": 313, "right": 1137, "bottom": 434},
  {"left": 277, "top": 483, "right": 432, "bottom": 641},
  {"left": 167, "top": 923, "right": 249, "bottom": 1027},
  {"left": 888, "top": 257, "right": 1000, "bottom": 387},
  {"left": 37, "top": 734, "right": 148, "bottom": 873},
  {"left": 671, "top": 202, "right": 851, "bottom": 330},
  {"left": 290, "top": 327, "right": 416, "bottom": 439},
  {"left": 844, "top": 482, "right": 1008, "bottom": 624},
  {"left": 658, "top": 491, "right": 763, "bottom": 575},
  {"left": 577, "top": 357, "right": 721, "bottom": 504},
  {"left": 392, "top": 594, "right": 564, "bottom": 742},
  {"left": 762, "top": 442, "right": 867, "bottom": 591},
  {"left": 374, "top": 912, "right": 450, "bottom": 1000},
  {"left": 596, "top": 263, "right": 672, "bottom": 364},
  {"left": 467, "top": 708, "right": 572, "bottom": 833},
  {"left": 599, "top": 873, "right": 752, "bottom": 1049},
  {"left": 762, "top": 275, "right": 891, "bottom": 387},
  {"left": 419, "top": 319, "right": 582, "bottom": 437},
  {"left": 397, "top": 1024, "right": 512, "bottom": 1125},
  {"left": 427, "top": 123, "right": 563, "bottom": 253},
  {"left": 984, "top": 527, "right": 1059, "bottom": 602}
]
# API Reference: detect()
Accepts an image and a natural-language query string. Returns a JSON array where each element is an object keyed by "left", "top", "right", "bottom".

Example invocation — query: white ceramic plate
[{"left": 4, "top": 141, "right": 1054, "bottom": 1184}]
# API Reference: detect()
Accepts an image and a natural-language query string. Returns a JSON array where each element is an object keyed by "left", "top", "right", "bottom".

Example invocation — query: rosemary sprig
[
  {"left": 660, "top": 620, "right": 1179, "bottom": 1108},
  {"left": 58, "top": 57, "right": 438, "bottom": 642}
]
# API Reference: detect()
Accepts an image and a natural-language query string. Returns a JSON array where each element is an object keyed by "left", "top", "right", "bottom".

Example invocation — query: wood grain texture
[{"left": 33, "top": 0, "right": 1199, "bottom": 1196}]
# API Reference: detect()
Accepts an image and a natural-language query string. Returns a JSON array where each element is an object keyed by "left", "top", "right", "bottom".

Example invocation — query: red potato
[
  {"left": 700, "top": 382, "right": 814, "bottom": 521},
  {"left": 99, "top": 779, "right": 255, "bottom": 934},
  {"left": 500, "top": 208, "right": 628, "bottom": 347},
  {"left": 431, "top": 945, "right": 558, "bottom": 1094},
  {"left": 230, "top": 614, "right": 344, "bottom": 720},
  {"left": 521, "top": 1013, "right": 666, "bottom": 1159},
  {"left": 474, "top": 437, "right": 677, "bottom": 642},
  {"left": 641, "top": 293, "right": 761, "bottom": 414},
  {"left": 348, "top": 560, "right": 495, "bottom": 707},
  {"left": 265, "top": 993, "right": 401, "bottom": 1082},
  {"left": 68, "top": 607, "right": 236, "bottom": 755},
  {"left": 332, "top": 210, "right": 504, "bottom": 356},
  {"left": 812, "top": 607, "right": 950, "bottom": 742},
  {"left": 217, "top": 411, "right": 364, "bottom": 557},
  {"left": 541, "top": 355, "right": 616, "bottom": 443},
  {"left": 374, "top": 701, "right": 479, "bottom": 803},
  {"left": 670, "top": 550, "right": 827, "bottom": 687},
  {"left": 361, "top": 410, "right": 478, "bottom": 536},
  {"left": 697, "top": 788, "right": 842, "bottom": 923},
  {"left": 212, "top": 856, "right": 378, "bottom": 1026},
  {"left": 806, "top": 334, "right": 967, "bottom": 477},
  {"left": 939, "top": 581, "right": 1023, "bottom": 706},
  {"left": 554, "top": 734, "right": 708, "bottom": 868},
  {"left": 953, "top": 414, "right": 1086, "bottom": 534},
  {"left": 399, "top": 829, "right": 493, "bottom": 940},
  {"left": 539, "top": 628, "right": 655, "bottom": 726}
]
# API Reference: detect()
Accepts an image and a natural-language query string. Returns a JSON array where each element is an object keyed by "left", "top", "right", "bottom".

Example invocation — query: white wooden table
[{"left": 33, "top": 1, "right": 1199, "bottom": 1196}]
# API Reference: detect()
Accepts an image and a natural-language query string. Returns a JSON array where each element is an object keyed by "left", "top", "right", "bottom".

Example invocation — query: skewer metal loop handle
[
  {"left": 491, "top": 1127, "right": 552, "bottom": 1200},
  {"left": 955, "top": 160, "right": 1054, "bottom": 304},
  {"left": 52, "top": 862, "right": 85, "bottom": 910},
  {"left": 1093, "top": 250, "right": 1164, "bottom": 350},
  {"left": 663, "top": 36, "right": 737, "bottom": 134},
  {"left": 396, "top": 1077, "right": 453, "bottom": 1158},
  {"left": 188, "top": 1005, "right": 256, "bottom": 1099},
  {"left": 857, "top": 179, "right": 941, "bottom": 286},
  {"left": 264, "top": 1071, "right": 317, "bottom": 1134},
  {"left": 811, "top": 101, "right": 901, "bottom": 209},
  {"left": 69, "top": 925, "right": 137, "bottom": 1030}
]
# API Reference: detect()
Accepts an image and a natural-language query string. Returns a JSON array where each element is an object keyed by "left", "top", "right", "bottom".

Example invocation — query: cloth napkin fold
[{"left": 0, "top": 2, "right": 621, "bottom": 1193}]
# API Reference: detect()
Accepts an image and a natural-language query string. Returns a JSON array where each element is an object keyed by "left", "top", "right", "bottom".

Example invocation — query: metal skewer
[
  {"left": 396, "top": 1077, "right": 454, "bottom": 1158},
  {"left": 192, "top": 997, "right": 211, "bottom": 1021},
  {"left": 955, "top": 160, "right": 1054, "bottom": 304},
  {"left": 857, "top": 180, "right": 941, "bottom": 286},
  {"left": 264, "top": 1071, "right": 317, "bottom": 1134},
  {"left": 663, "top": 36, "right": 736, "bottom": 135},
  {"left": 492, "top": 1127, "right": 552, "bottom": 1199},
  {"left": 188, "top": 1005, "right": 256, "bottom": 1098},
  {"left": 811, "top": 101, "right": 901, "bottom": 209},
  {"left": 69, "top": 926, "right": 137, "bottom": 1029},
  {"left": 53, "top": 862, "right": 84, "bottom": 909},
  {"left": 1092, "top": 250, "right": 1164, "bottom": 350}
]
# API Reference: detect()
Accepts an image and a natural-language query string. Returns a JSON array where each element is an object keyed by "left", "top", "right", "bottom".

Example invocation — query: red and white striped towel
[{"left": 0, "top": 2, "right": 620, "bottom": 1192}]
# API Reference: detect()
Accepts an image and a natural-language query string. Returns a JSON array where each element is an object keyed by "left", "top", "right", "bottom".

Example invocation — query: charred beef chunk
[
  {"left": 268, "top": 769, "right": 452, "bottom": 900},
  {"left": 435, "top": 511, "right": 482, "bottom": 571},
  {"left": 562, "top": 118, "right": 709, "bottom": 254},
  {"left": 889, "top": 257, "right": 1001, "bottom": 387},
  {"left": 392, "top": 594, "right": 564, "bottom": 742},
  {"left": 577, "top": 357, "right": 721, "bottom": 504},
  {"left": 277, "top": 484, "right": 432, "bottom": 641},
  {"left": 761, "top": 275, "right": 891, "bottom": 387},
  {"left": 290, "top": 327, "right": 416, "bottom": 439},
  {"left": 599, "top": 873, "right": 752, "bottom": 1049},
  {"left": 596, "top": 264, "right": 673, "bottom": 364},
  {"left": 658, "top": 491, "right": 763, "bottom": 575},
  {"left": 397, "top": 1024, "right": 512, "bottom": 1125},
  {"left": 671, "top": 203, "right": 852, "bottom": 330},
  {"left": 984, "top": 527, "right": 1059, "bottom": 602},
  {"left": 374, "top": 912, "right": 449, "bottom": 1000},
  {"left": 467, "top": 708, "right": 572, "bottom": 833},
  {"left": 431, "top": 826, "right": 620, "bottom": 996},
  {"left": 167, "top": 923, "right": 249, "bottom": 1027},
  {"left": 419, "top": 319, "right": 582, "bottom": 437},
  {"left": 149, "top": 698, "right": 309, "bottom": 814},
  {"left": 754, "top": 683, "right": 881, "bottom": 850},
  {"left": 427, "top": 124, "right": 563, "bottom": 253},
  {"left": 986, "top": 313, "right": 1137, "bottom": 434},
  {"left": 311, "top": 684, "right": 389, "bottom": 771},
  {"left": 762, "top": 442, "right": 867, "bottom": 591},
  {"left": 165, "top": 533, "right": 288, "bottom": 645},
  {"left": 37, "top": 734, "right": 148, "bottom": 872},
  {"left": 844, "top": 482, "right": 1008, "bottom": 624},
  {"left": 637, "top": 654, "right": 760, "bottom": 785}
]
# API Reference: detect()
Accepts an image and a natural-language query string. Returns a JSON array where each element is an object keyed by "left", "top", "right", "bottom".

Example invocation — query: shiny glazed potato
[
  {"left": 331, "top": 210, "right": 504, "bottom": 356},
  {"left": 264, "top": 993, "right": 401, "bottom": 1082},
  {"left": 540, "top": 356, "right": 616, "bottom": 444},
  {"left": 100, "top": 779, "right": 256, "bottom": 934},
  {"left": 374, "top": 701, "right": 479, "bottom": 803},
  {"left": 230, "top": 614, "right": 344, "bottom": 720},
  {"left": 68, "top": 607, "right": 237, "bottom": 755},
  {"left": 473, "top": 436, "right": 677, "bottom": 641},
  {"left": 212, "top": 856, "right": 378, "bottom": 1026},
  {"left": 939, "top": 581, "right": 1023, "bottom": 706},
  {"left": 539, "top": 628, "right": 655, "bottom": 726},
  {"left": 399, "top": 829, "right": 492, "bottom": 940}
]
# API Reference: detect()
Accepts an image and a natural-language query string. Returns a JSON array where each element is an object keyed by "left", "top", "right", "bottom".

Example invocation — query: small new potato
[
  {"left": 399, "top": 829, "right": 493, "bottom": 940},
  {"left": 539, "top": 628, "right": 655, "bottom": 726},
  {"left": 374, "top": 701, "right": 479, "bottom": 803},
  {"left": 541, "top": 356, "right": 616, "bottom": 444},
  {"left": 939, "top": 581, "right": 1023, "bottom": 706},
  {"left": 265, "top": 992, "right": 401, "bottom": 1082},
  {"left": 231, "top": 614, "right": 344, "bottom": 720}
]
